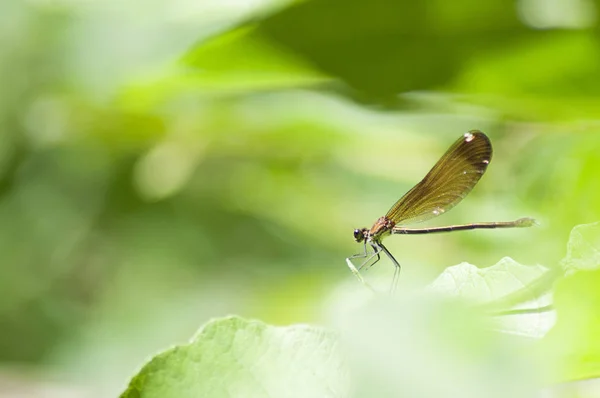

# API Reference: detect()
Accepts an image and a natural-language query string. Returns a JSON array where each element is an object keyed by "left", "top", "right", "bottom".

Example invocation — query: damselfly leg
[
  {"left": 346, "top": 242, "right": 381, "bottom": 284},
  {"left": 346, "top": 242, "right": 401, "bottom": 294},
  {"left": 376, "top": 243, "right": 401, "bottom": 294}
]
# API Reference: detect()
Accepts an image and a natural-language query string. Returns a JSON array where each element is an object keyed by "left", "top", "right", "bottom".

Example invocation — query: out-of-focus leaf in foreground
[
  {"left": 539, "top": 222, "right": 600, "bottom": 382},
  {"left": 122, "top": 299, "right": 540, "bottom": 398},
  {"left": 121, "top": 316, "right": 347, "bottom": 398},
  {"left": 121, "top": 223, "right": 600, "bottom": 396},
  {"left": 337, "top": 296, "right": 539, "bottom": 398},
  {"left": 540, "top": 269, "right": 600, "bottom": 382},
  {"left": 428, "top": 257, "right": 554, "bottom": 338}
]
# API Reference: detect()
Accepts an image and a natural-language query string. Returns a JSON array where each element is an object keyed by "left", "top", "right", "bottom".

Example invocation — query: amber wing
[{"left": 385, "top": 131, "right": 493, "bottom": 225}]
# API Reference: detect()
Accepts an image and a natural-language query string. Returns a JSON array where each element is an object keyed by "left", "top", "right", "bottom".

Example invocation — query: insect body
[{"left": 346, "top": 131, "right": 535, "bottom": 292}]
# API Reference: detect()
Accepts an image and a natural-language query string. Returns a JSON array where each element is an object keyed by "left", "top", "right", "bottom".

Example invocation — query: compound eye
[{"left": 353, "top": 229, "right": 364, "bottom": 242}]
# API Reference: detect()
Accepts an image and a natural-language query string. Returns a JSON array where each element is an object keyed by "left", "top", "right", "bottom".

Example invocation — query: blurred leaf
[
  {"left": 119, "top": 26, "right": 328, "bottom": 111},
  {"left": 456, "top": 32, "right": 600, "bottom": 97},
  {"left": 539, "top": 269, "right": 600, "bottom": 382},
  {"left": 336, "top": 296, "right": 539, "bottom": 398},
  {"left": 121, "top": 316, "right": 347, "bottom": 398},
  {"left": 453, "top": 32, "right": 600, "bottom": 120},
  {"left": 174, "top": 0, "right": 597, "bottom": 120},
  {"left": 183, "top": 26, "right": 327, "bottom": 86},
  {"left": 256, "top": 0, "right": 514, "bottom": 98},
  {"left": 253, "top": 0, "right": 597, "bottom": 102},
  {"left": 561, "top": 221, "right": 600, "bottom": 272},
  {"left": 427, "top": 257, "right": 555, "bottom": 338},
  {"left": 535, "top": 222, "right": 600, "bottom": 382}
]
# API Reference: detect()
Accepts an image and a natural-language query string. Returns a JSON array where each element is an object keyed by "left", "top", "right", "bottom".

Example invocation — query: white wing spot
[
  {"left": 464, "top": 132, "right": 475, "bottom": 142},
  {"left": 483, "top": 159, "right": 490, "bottom": 164},
  {"left": 432, "top": 207, "right": 445, "bottom": 215}
]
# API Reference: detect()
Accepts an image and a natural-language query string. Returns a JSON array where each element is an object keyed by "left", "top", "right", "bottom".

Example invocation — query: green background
[{"left": 1, "top": 0, "right": 600, "bottom": 396}]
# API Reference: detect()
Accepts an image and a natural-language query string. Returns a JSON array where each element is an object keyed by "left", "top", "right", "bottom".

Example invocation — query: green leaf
[
  {"left": 336, "top": 296, "right": 539, "bottom": 398},
  {"left": 428, "top": 257, "right": 548, "bottom": 302},
  {"left": 561, "top": 221, "right": 600, "bottom": 272},
  {"left": 536, "top": 222, "right": 600, "bottom": 382},
  {"left": 539, "top": 269, "right": 600, "bottom": 382},
  {"left": 256, "top": 0, "right": 533, "bottom": 99},
  {"left": 120, "top": 316, "right": 347, "bottom": 398},
  {"left": 427, "top": 257, "right": 555, "bottom": 338},
  {"left": 183, "top": 26, "right": 327, "bottom": 85},
  {"left": 119, "top": 26, "right": 328, "bottom": 111},
  {"left": 253, "top": 0, "right": 600, "bottom": 109}
]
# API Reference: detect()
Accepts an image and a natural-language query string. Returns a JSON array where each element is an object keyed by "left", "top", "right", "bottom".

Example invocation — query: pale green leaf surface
[
  {"left": 538, "top": 222, "right": 600, "bottom": 382},
  {"left": 121, "top": 316, "right": 347, "bottom": 398},
  {"left": 428, "top": 257, "right": 549, "bottom": 302},
  {"left": 427, "top": 257, "right": 554, "bottom": 338},
  {"left": 561, "top": 221, "right": 600, "bottom": 272},
  {"left": 336, "top": 297, "right": 539, "bottom": 398},
  {"left": 539, "top": 269, "right": 600, "bottom": 382}
]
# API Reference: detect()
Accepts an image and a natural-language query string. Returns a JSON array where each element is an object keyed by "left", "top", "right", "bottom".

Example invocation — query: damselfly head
[{"left": 353, "top": 228, "right": 368, "bottom": 243}]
